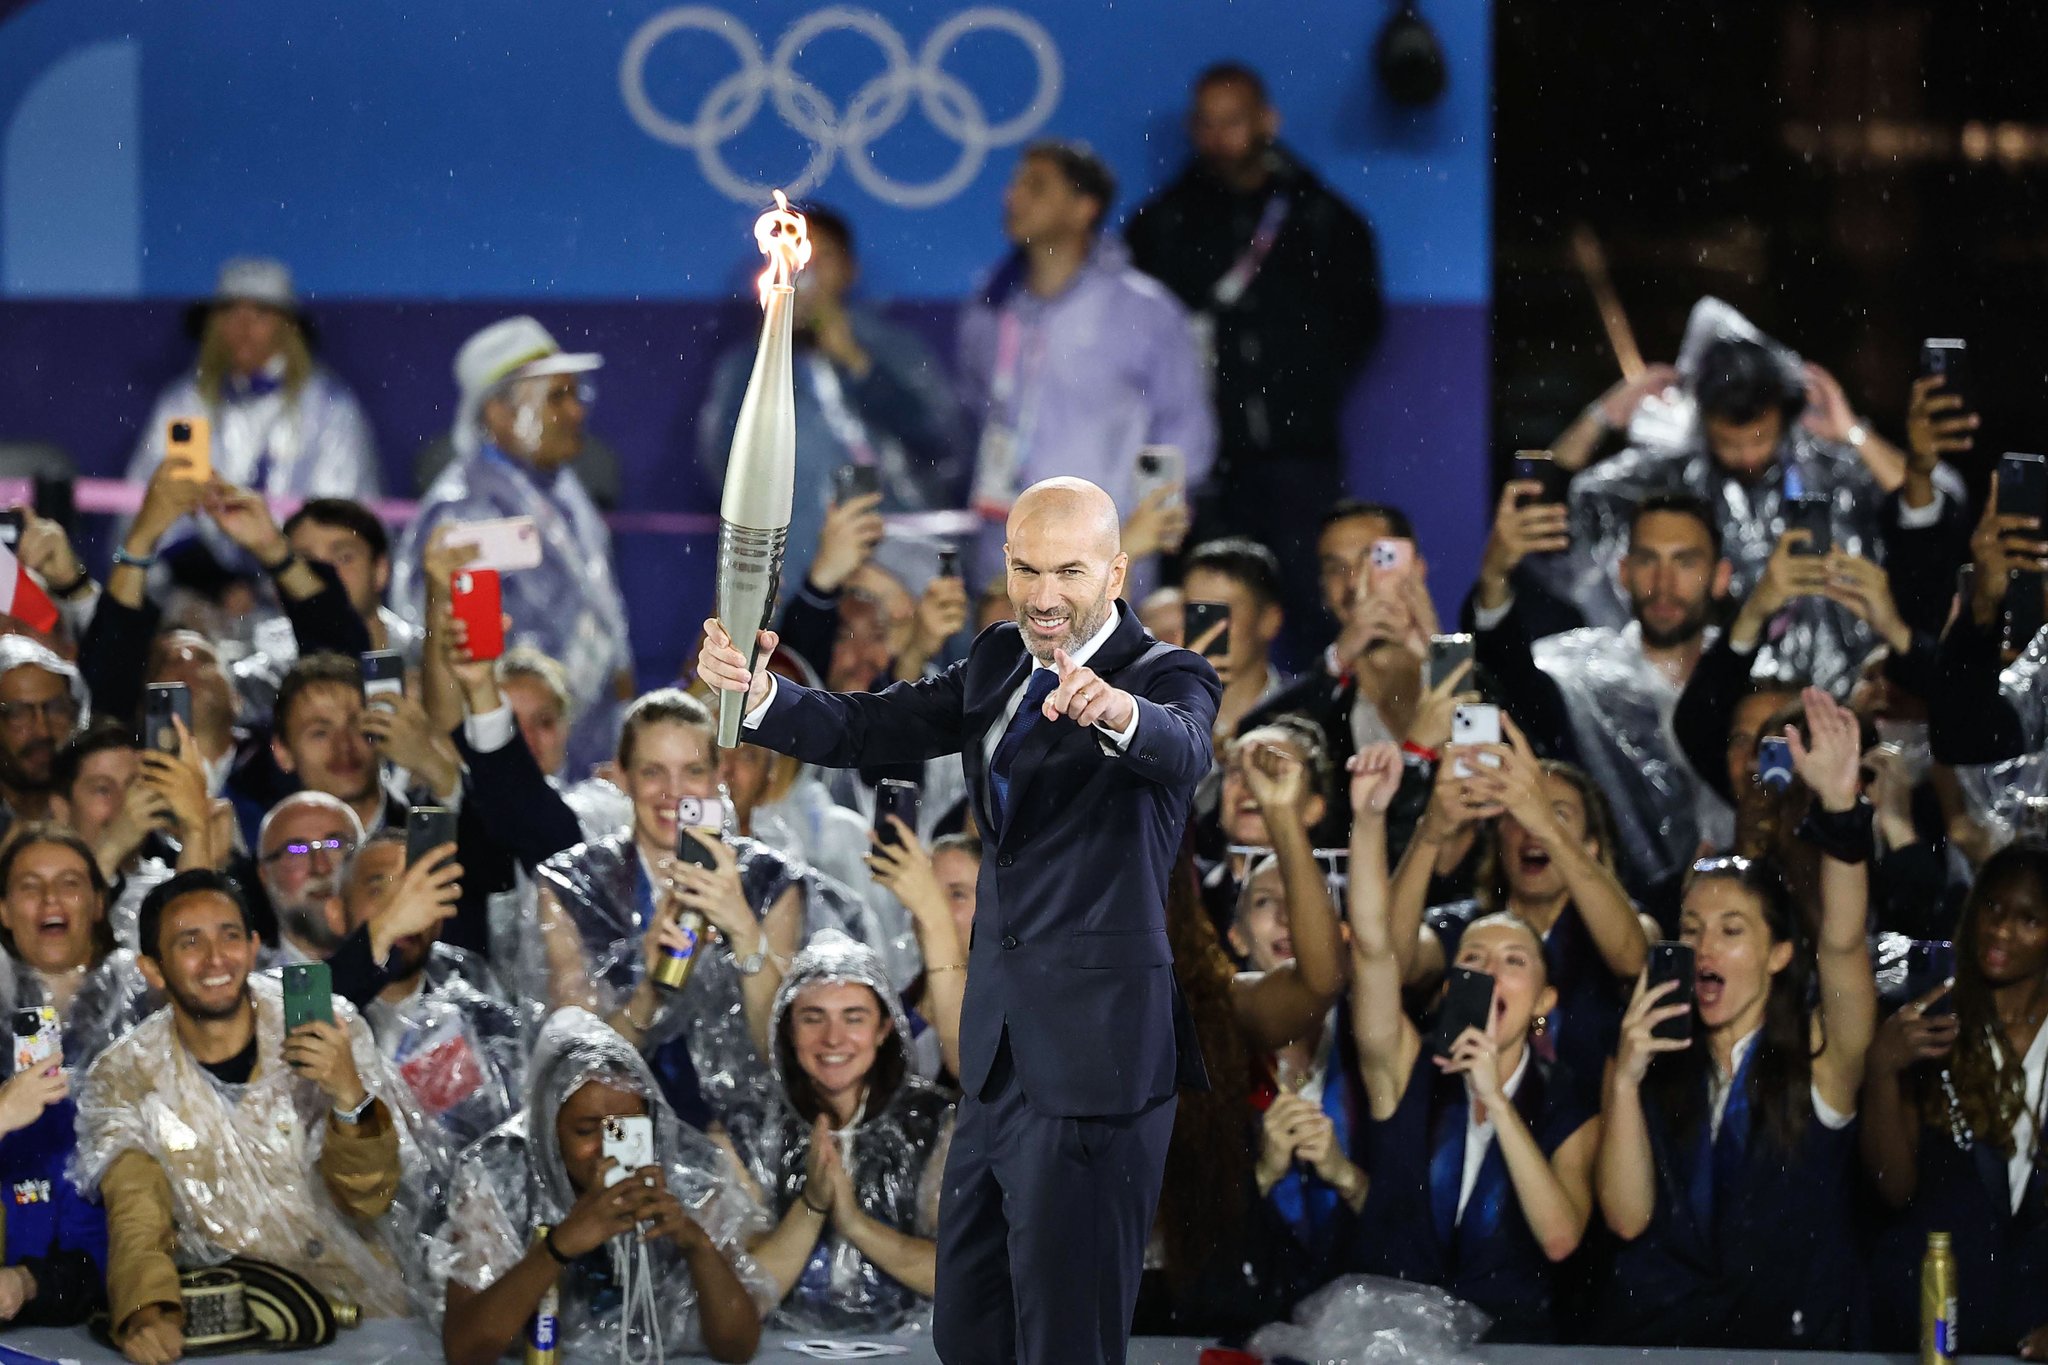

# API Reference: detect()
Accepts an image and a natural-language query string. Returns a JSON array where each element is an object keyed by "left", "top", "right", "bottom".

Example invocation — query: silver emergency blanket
[
  {"left": 1533, "top": 297, "right": 1955, "bottom": 694},
  {"left": 361, "top": 943, "right": 535, "bottom": 1154},
  {"left": 722, "top": 930, "right": 951, "bottom": 1333},
  {"left": 390, "top": 450, "right": 633, "bottom": 777},
  {"left": 72, "top": 975, "right": 431, "bottom": 1317},
  {"left": 420, "top": 1007, "right": 774, "bottom": 1357},
  {"left": 1531, "top": 623, "right": 1729, "bottom": 891},
  {"left": 750, "top": 773, "right": 923, "bottom": 993},
  {"left": 1246, "top": 1273, "right": 1492, "bottom": 1365},
  {"left": 0, "top": 948, "right": 155, "bottom": 1071},
  {"left": 127, "top": 366, "right": 381, "bottom": 575},
  {"left": 520, "top": 832, "right": 866, "bottom": 1121}
]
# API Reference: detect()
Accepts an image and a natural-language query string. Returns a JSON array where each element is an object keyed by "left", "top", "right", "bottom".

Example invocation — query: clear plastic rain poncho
[
  {"left": 517, "top": 832, "right": 868, "bottom": 1123},
  {"left": 361, "top": 943, "right": 536, "bottom": 1154},
  {"left": 1245, "top": 1273, "right": 1492, "bottom": 1365},
  {"left": 1531, "top": 297, "right": 1957, "bottom": 695},
  {"left": 1950, "top": 627, "right": 2048, "bottom": 848},
  {"left": 0, "top": 947, "right": 155, "bottom": 1071},
  {"left": 1530, "top": 622, "right": 1731, "bottom": 893},
  {"left": 750, "top": 772, "right": 924, "bottom": 995},
  {"left": 71, "top": 975, "right": 434, "bottom": 1317},
  {"left": 126, "top": 364, "right": 381, "bottom": 576},
  {"left": 723, "top": 929, "right": 952, "bottom": 1333},
  {"left": 0, "top": 636, "right": 90, "bottom": 728},
  {"left": 390, "top": 443, "right": 633, "bottom": 777},
  {"left": 420, "top": 1007, "right": 775, "bottom": 1358}
]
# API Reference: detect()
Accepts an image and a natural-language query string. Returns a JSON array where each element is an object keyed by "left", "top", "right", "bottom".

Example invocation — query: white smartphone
[
  {"left": 13, "top": 1007, "right": 58, "bottom": 1073},
  {"left": 1132, "top": 445, "right": 1185, "bottom": 509},
  {"left": 602, "top": 1114, "right": 655, "bottom": 1187},
  {"left": 1452, "top": 702, "right": 1502, "bottom": 747},
  {"left": 448, "top": 515, "right": 543, "bottom": 573}
]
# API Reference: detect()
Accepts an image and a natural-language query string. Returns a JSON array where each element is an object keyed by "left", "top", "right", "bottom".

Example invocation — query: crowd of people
[{"left": 0, "top": 56, "right": 2043, "bottom": 1365}]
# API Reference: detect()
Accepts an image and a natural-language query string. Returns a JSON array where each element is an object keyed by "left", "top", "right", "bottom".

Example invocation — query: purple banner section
[{"left": 0, "top": 298, "right": 1484, "bottom": 681}]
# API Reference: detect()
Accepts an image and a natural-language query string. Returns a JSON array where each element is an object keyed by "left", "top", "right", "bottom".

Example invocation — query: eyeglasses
[
  {"left": 260, "top": 837, "right": 356, "bottom": 867},
  {"left": 0, "top": 697, "right": 78, "bottom": 731}
]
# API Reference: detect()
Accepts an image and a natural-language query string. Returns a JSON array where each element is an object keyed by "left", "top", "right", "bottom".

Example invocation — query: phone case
[
  {"left": 13, "top": 1006, "right": 58, "bottom": 1073},
  {"left": 145, "top": 684, "right": 192, "bottom": 755},
  {"left": 874, "top": 780, "right": 922, "bottom": 847},
  {"left": 451, "top": 570, "right": 505, "bottom": 661},
  {"left": 406, "top": 806, "right": 456, "bottom": 866},
  {"left": 602, "top": 1115, "right": 655, "bottom": 1186},
  {"left": 165, "top": 416, "right": 212, "bottom": 482},
  {"left": 1647, "top": 942, "right": 1696, "bottom": 1041},
  {"left": 1431, "top": 968, "right": 1495, "bottom": 1057},
  {"left": 449, "top": 516, "right": 543, "bottom": 573},
  {"left": 1429, "top": 634, "right": 1474, "bottom": 690},
  {"left": 1451, "top": 703, "right": 1501, "bottom": 746},
  {"left": 282, "top": 962, "right": 335, "bottom": 1031}
]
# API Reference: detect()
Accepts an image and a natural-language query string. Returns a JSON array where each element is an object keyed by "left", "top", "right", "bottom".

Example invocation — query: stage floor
[{"left": 0, "top": 1323, "right": 2011, "bottom": 1363}]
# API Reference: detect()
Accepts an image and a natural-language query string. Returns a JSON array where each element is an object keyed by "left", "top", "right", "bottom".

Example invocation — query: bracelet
[
  {"left": 111, "top": 546, "right": 156, "bottom": 571},
  {"left": 801, "top": 1186, "right": 831, "bottom": 1215},
  {"left": 1401, "top": 740, "right": 1439, "bottom": 764},
  {"left": 261, "top": 549, "right": 297, "bottom": 576},
  {"left": 542, "top": 1226, "right": 573, "bottom": 1265},
  {"left": 331, "top": 1093, "right": 374, "bottom": 1126},
  {"left": 623, "top": 994, "right": 657, "bottom": 1032},
  {"left": 925, "top": 961, "right": 967, "bottom": 976},
  {"left": 45, "top": 566, "right": 89, "bottom": 598}
]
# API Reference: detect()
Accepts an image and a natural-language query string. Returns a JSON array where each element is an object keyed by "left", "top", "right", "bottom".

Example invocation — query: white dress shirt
[{"left": 1457, "top": 1046, "right": 1531, "bottom": 1223}]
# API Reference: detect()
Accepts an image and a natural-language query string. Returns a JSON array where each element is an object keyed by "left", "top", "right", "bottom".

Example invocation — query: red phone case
[{"left": 451, "top": 568, "right": 504, "bottom": 661}]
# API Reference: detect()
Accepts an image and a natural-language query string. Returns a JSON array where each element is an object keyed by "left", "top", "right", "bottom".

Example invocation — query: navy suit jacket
[{"left": 746, "top": 600, "right": 1220, "bottom": 1117}]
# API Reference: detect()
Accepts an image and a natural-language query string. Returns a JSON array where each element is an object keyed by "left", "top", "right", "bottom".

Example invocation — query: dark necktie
[{"left": 989, "top": 669, "right": 1059, "bottom": 829}]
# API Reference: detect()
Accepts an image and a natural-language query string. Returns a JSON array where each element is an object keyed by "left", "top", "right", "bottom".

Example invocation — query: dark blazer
[{"left": 746, "top": 601, "right": 1220, "bottom": 1117}]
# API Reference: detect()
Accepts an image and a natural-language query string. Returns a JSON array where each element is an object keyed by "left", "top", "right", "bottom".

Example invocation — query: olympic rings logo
[{"left": 620, "top": 5, "right": 1063, "bottom": 208}]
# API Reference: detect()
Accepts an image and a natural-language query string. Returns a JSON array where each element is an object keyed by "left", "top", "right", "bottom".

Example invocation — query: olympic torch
[{"left": 714, "top": 190, "right": 811, "bottom": 747}]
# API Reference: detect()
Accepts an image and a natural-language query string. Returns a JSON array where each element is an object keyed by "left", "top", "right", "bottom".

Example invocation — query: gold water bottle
[
  {"left": 1920, "top": 1229, "right": 1957, "bottom": 1364},
  {"left": 651, "top": 906, "right": 709, "bottom": 991},
  {"left": 525, "top": 1224, "right": 560, "bottom": 1365}
]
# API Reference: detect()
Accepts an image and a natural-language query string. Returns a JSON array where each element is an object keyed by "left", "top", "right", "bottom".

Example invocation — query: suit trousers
[{"left": 932, "top": 1033, "right": 1177, "bottom": 1365}]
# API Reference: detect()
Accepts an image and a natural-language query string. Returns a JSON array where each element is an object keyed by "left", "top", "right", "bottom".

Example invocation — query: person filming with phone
[
  {"left": 430, "top": 1007, "right": 768, "bottom": 1364},
  {"left": 1341, "top": 741, "right": 1601, "bottom": 1341},
  {"left": 1592, "top": 687, "right": 1876, "bottom": 1349},
  {"left": 698, "top": 475, "right": 1218, "bottom": 1365},
  {"left": 1859, "top": 843, "right": 2048, "bottom": 1357},
  {"left": 76, "top": 871, "right": 424, "bottom": 1362}
]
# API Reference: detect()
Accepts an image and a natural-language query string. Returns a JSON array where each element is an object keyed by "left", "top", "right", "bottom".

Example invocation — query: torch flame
[{"left": 754, "top": 189, "right": 811, "bottom": 308}]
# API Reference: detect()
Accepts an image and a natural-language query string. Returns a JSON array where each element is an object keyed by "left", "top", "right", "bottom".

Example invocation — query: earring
[{"left": 1532, "top": 1014, "right": 1549, "bottom": 1037}]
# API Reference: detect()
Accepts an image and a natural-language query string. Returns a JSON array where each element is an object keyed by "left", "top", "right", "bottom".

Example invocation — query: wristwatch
[
  {"left": 1844, "top": 422, "right": 1870, "bottom": 449},
  {"left": 734, "top": 944, "right": 769, "bottom": 976},
  {"left": 332, "top": 1094, "right": 375, "bottom": 1126}
]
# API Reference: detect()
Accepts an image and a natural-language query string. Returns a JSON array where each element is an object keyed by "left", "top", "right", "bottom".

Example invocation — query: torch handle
[{"left": 713, "top": 519, "right": 788, "bottom": 749}]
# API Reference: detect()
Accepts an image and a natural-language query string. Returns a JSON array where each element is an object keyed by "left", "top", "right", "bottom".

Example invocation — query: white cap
[
  {"left": 454, "top": 316, "right": 603, "bottom": 411},
  {"left": 209, "top": 257, "right": 300, "bottom": 313}
]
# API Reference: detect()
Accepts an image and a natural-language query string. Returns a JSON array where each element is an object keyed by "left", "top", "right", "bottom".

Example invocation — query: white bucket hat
[{"left": 452, "top": 316, "right": 603, "bottom": 460}]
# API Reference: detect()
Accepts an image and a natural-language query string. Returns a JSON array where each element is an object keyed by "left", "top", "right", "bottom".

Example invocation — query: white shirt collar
[
  {"left": 1032, "top": 604, "right": 1121, "bottom": 673},
  {"left": 1469, "top": 1044, "right": 1532, "bottom": 1129}
]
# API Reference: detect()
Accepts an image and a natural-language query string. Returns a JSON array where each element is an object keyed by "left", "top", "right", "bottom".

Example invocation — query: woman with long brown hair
[{"left": 1860, "top": 841, "right": 2048, "bottom": 1357}]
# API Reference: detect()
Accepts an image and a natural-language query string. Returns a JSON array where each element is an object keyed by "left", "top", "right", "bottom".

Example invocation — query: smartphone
[
  {"left": 1428, "top": 633, "right": 1474, "bottom": 690},
  {"left": 0, "top": 510, "right": 23, "bottom": 551},
  {"left": 406, "top": 805, "right": 457, "bottom": 870},
  {"left": 447, "top": 515, "right": 542, "bottom": 573},
  {"left": 601, "top": 1114, "right": 655, "bottom": 1188},
  {"left": 12, "top": 1006, "right": 58, "bottom": 1073},
  {"left": 1511, "top": 450, "right": 1568, "bottom": 507},
  {"left": 675, "top": 796, "right": 726, "bottom": 870},
  {"left": 164, "top": 417, "right": 212, "bottom": 482},
  {"left": 1133, "top": 445, "right": 1186, "bottom": 509},
  {"left": 1431, "top": 967, "right": 1496, "bottom": 1058},
  {"left": 360, "top": 650, "right": 404, "bottom": 709},
  {"left": 936, "top": 544, "right": 962, "bottom": 580},
  {"left": 1998, "top": 454, "right": 2048, "bottom": 654},
  {"left": 1757, "top": 735, "right": 1794, "bottom": 792},
  {"left": 1184, "top": 600, "right": 1231, "bottom": 660},
  {"left": 1451, "top": 702, "right": 1501, "bottom": 747},
  {"left": 281, "top": 961, "right": 335, "bottom": 1032},
  {"left": 32, "top": 475, "right": 74, "bottom": 537},
  {"left": 1784, "top": 495, "right": 1832, "bottom": 556},
  {"left": 143, "top": 682, "right": 191, "bottom": 755},
  {"left": 874, "top": 778, "right": 922, "bottom": 849},
  {"left": 1368, "top": 538, "right": 1415, "bottom": 579},
  {"left": 450, "top": 569, "right": 505, "bottom": 662},
  {"left": 831, "top": 464, "right": 881, "bottom": 506},
  {"left": 1646, "top": 941, "right": 1697, "bottom": 1042},
  {"left": 1905, "top": 939, "right": 1957, "bottom": 1018},
  {"left": 1919, "top": 337, "right": 1971, "bottom": 413}
]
